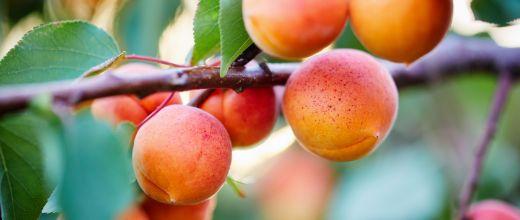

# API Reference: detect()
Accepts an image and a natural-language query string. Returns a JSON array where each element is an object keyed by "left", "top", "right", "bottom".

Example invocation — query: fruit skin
[
  {"left": 350, "top": 0, "right": 452, "bottom": 63},
  {"left": 196, "top": 88, "right": 277, "bottom": 147},
  {"left": 282, "top": 49, "right": 398, "bottom": 161},
  {"left": 91, "top": 95, "right": 148, "bottom": 125},
  {"left": 140, "top": 92, "right": 182, "bottom": 114},
  {"left": 243, "top": 0, "right": 349, "bottom": 59},
  {"left": 258, "top": 148, "right": 334, "bottom": 220},
  {"left": 118, "top": 205, "right": 149, "bottom": 220},
  {"left": 133, "top": 105, "right": 232, "bottom": 204},
  {"left": 142, "top": 197, "right": 217, "bottom": 220},
  {"left": 466, "top": 200, "right": 520, "bottom": 220},
  {"left": 90, "top": 63, "right": 162, "bottom": 125}
]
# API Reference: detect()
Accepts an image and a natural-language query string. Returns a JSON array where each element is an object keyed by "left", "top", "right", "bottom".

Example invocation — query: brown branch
[
  {"left": 457, "top": 70, "right": 513, "bottom": 220},
  {"left": 0, "top": 36, "right": 518, "bottom": 116}
]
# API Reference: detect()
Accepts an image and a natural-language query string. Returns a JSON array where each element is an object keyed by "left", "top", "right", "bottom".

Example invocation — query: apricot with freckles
[
  {"left": 282, "top": 49, "right": 398, "bottom": 161},
  {"left": 132, "top": 105, "right": 232, "bottom": 204},
  {"left": 350, "top": 0, "right": 452, "bottom": 63},
  {"left": 243, "top": 0, "right": 349, "bottom": 59}
]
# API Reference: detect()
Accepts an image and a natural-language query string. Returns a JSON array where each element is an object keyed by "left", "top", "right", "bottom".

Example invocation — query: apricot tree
[{"left": 0, "top": 0, "right": 519, "bottom": 220}]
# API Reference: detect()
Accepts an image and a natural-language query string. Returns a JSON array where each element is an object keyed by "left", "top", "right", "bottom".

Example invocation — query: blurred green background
[{"left": 0, "top": 0, "right": 519, "bottom": 219}]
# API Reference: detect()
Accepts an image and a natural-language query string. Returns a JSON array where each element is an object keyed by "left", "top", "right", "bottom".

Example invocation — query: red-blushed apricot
[
  {"left": 91, "top": 95, "right": 148, "bottom": 125},
  {"left": 243, "top": 0, "right": 349, "bottom": 59},
  {"left": 282, "top": 49, "right": 398, "bottom": 161},
  {"left": 466, "top": 200, "right": 520, "bottom": 220},
  {"left": 140, "top": 92, "right": 183, "bottom": 114},
  {"left": 132, "top": 105, "right": 232, "bottom": 204},
  {"left": 350, "top": 0, "right": 452, "bottom": 63},
  {"left": 258, "top": 147, "right": 334, "bottom": 220},
  {"left": 142, "top": 197, "right": 217, "bottom": 220},
  {"left": 118, "top": 205, "right": 149, "bottom": 220},
  {"left": 194, "top": 88, "right": 277, "bottom": 147}
]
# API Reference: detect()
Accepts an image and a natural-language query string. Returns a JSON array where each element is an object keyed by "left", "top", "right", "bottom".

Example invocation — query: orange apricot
[
  {"left": 91, "top": 95, "right": 148, "bottom": 125},
  {"left": 140, "top": 92, "right": 182, "bottom": 114},
  {"left": 350, "top": 0, "right": 452, "bottom": 63},
  {"left": 196, "top": 88, "right": 277, "bottom": 147},
  {"left": 132, "top": 105, "right": 232, "bottom": 204},
  {"left": 142, "top": 197, "right": 217, "bottom": 220},
  {"left": 243, "top": 0, "right": 349, "bottom": 59},
  {"left": 466, "top": 200, "right": 520, "bottom": 220},
  {"left": 282, "top": 49, "right": 398, "bottom": 161},
  {"left": 258, "top": 147, "right": 334, "bottom": 220},
  {"left": 118, "top": 205, "right": 149, "bottom": 220}
]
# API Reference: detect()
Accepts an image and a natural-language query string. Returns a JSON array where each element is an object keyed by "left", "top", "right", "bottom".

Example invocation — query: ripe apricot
[
  {"left": 140, "top": 92, "right": 182, "bottom": 114},
  {"left": 258, "top": 148, "right": 334, "bottom": 220},
  {"left": 350, "top": 0, "right": 452, "bottom": 63},
  {"left": 91, "top": 95, "right": 147, "bottom": 125},
  {"left": 282, "top": 49, "right": 398, "bottom": 161},
  {"left": 133, "top": 105, "right": 232, "bottom": 204},
  {"left": 195, "top": 88, "right": 277, "bottom": 147},
  {"left": 243, "top": 0, "right": 349, "bottom": 59},
  {"left": 466, "top": 200, "right": 520, "bottom": 220},
  {"left": 142, "top": 197, "right": 217, "bottom": 220},
  {"left": 118, "top": 205, "right": 149, "bottom": 220}
]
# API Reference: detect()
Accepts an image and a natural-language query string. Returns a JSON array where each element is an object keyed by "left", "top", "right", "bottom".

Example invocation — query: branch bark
[
  {"left": 457, "top": 70, "right": 513, "bottom": 220},
  {"left": 0, "top": 36, "right": 518, "bottom": 116}
]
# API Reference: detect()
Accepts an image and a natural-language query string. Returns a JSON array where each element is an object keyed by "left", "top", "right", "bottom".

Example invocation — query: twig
[
  {"left": 0, "top": 36, "right": 519, "bottom": 116},
  {"left": 136, "top": 92, "right": 176, "bottom": 129},
  {"left": 231, "top": 44, "right": 261, "bottom": 67},
  {"left": 131, "top": 92, "right": 177, "bottom": 142},
  {"left": 187, "top": 89, "right": 216, "bottom": 108},
  {"left": 125, "top": 54, "right": 191, "bottom": 68},
  {"left": 457, "top": 70, "right": 513, "bottom": 220}
]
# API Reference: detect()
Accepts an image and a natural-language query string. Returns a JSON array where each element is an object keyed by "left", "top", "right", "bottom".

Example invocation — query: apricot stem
[
  {"left": 458, "top": 70, "right": 513, "bottom": 220},
  {"left": 226, "top": 177, "right": 246, "bottom": 198},
  {"left": 187, "top": 89, "right": 216, "bottom": 108},
  {"left": 125, "top": 54, "right": 191, "bottom": 68},
  {"left": 131, "top": 92, "right": 177, "bottom": 143}
]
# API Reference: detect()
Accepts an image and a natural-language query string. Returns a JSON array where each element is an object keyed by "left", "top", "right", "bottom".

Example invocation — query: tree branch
[
  {"left": 457, "top": 70, "right": 513, "bottom": 220},
  {"left": 0, "top": 36, "right": 518, "bottom": 116}
]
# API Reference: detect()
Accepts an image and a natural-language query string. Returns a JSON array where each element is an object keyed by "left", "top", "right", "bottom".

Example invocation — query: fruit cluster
[{"left": 88, "top": 0, "right": 457, "bottom": 218}]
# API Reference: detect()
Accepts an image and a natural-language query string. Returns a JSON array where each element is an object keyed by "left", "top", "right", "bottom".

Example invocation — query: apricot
[
  {"left": 258, "top": 147, "right": 334, "bottom": 220},
  {"left": 91, "top": 95, "right": 148, "bottom": 125},
  {"left": 118, "top": 205, "right": 149, "bottom": 220},
  {"left": 282, "top": 49, "right": 398, "bottom": 161},
  {"left": 350, "top": 0, "right": 452, "bottom": 63},
  {"left": 243, "top": 0, "right": 349, "bottom": 59},
  {"left": 195, "top": 88, "right": 277, "bottom": 147},
  {"left": 132, "top": 105, "right": 232, "bottom": 204},
  {"left": 140, "top": 92, "right": 182, "bottom": 114},
  {"left": 466, "top": 200, "right": 520, "bottom": 220},
  {"left": 142, "top": 197, "right": 217, "bottom": 220}
]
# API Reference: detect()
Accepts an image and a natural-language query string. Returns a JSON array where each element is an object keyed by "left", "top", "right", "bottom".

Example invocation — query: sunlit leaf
[{"left": 0, "top": 21, "right": 120, "bottom": 85}]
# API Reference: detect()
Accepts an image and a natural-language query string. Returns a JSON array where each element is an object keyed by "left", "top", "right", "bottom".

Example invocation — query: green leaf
[
  {"left": 0, "top": 21, "right": 120, "bottom": 85},
  {"left": 59, "top": 111, "right": 134, "bottom": 220},
  {"left": 0, "top": 113, "right": 50, "bottom": 220},
  {"left": 471, "top": 0, "right": 520, "bottom": 26},
  {"left": 116, "top": 0, "right": 182, "bottom": 56},
  {"left": 219, "top": 0, "right": 253, "bottom": 77},
  {"left": 191, "top": 0, "right": 221, "bottom": 65}
]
